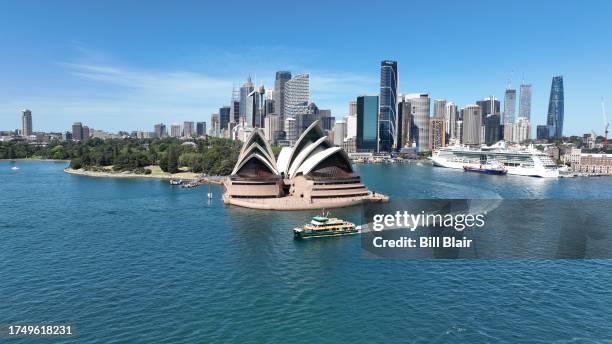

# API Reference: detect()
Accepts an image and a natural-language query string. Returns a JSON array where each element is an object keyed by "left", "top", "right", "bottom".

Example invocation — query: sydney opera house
[{"left": 223, "top": 121, "right": 387, "bottom": 210}]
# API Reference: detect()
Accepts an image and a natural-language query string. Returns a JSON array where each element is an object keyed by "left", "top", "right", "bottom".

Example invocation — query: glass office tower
[
  {"left": 546, "top": 76, "right": 564, "bottom": 140},
  {"left": 379, "top": 60, "right": 398, "bottom": 152},
  {"left": 356, "top": 95, "right": 379, "bottom": 152}
]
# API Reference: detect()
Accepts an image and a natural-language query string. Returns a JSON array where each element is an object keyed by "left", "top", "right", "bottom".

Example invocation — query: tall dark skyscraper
[
  {"left": 379, "top": 60, "right": 398, "bottom": 152},
  {"left": 219, "top": 106, "right": 231, "bottom": 130},
  {"left": 274, "top": 71, "right": 291, "bottom": 122},
  {"left": 546, "top": 75, "right": 564, "bottom": 140},
  {"left": 356, "top": 95, "right": 379, "bottom": 152},
  {"left": 230, "top": 100, "right": 240, "bottom": 123}
]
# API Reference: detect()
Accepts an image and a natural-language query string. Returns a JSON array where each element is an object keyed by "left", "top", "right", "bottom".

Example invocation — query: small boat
[
  {"left": 463, "top": 161, "right": 507, "bottom": 175},
  {"left": 10, "top": 166, "right": 19, "bottom": 170},
  {"left": 293, "top": 212, "right": 360, "bottom": 239},
  {"left": 169, "top": 179, "right": 183, "bottom": 185},
  {"left": 207, "top": 184, "right": 213, "bottom": 199},
  {"left": 181, "top": 182, "right": 199, "bottom": 188}
]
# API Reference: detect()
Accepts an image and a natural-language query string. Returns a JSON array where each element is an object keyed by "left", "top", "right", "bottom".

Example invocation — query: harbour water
[{"left": 1, "top": 161, "right": 611, "bottom": 343}]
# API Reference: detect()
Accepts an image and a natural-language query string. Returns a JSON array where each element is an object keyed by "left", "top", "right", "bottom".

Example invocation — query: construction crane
[{"left": 603, "top": 97, "right": 609, "bottom": 150}]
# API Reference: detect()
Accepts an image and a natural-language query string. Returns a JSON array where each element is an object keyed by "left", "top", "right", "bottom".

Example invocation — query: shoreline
[
  {"left": 1, "top": 158, "right": 69, "bottom": 162},
  {"left": 64, "top": 167, "right": 225, "bottom": 184}
]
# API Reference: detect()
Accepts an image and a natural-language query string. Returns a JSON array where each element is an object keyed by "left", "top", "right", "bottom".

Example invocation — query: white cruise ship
[{"left": 431, "top": 142, "right": 559, "bottom": 178}]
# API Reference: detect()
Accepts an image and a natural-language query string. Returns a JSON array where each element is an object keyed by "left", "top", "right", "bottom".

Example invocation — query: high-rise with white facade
[
  {"left": 283, "top": 74, "right": 309, "bottom": 143},
  {"left": 170, "top": 124, "right": 181, "bottom": 138},
  {"left": 239, "top": 77, "right": 254, "bottom": 120},
  {"left": 183, "top": 121, "right": 194, "bottom": 137}
]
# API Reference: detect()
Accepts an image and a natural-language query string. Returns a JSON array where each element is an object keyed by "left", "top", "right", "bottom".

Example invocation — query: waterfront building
[
  {"left": 379, "top": 60, "right": 398, "bottom": 152},
  {"left": 404, "top": 93, "right": 431, "bottom": 152},
  {"left": 333, "top": 121, "right": 347, "bottom": 146},
  {"left": 274, "top": 71, "right": 291, "bottom": 123},
  {"left": 519, "top": 83, "right": 532, "bottom": 120},
  {"left": 429, "top": 117, "right": 446, "bottom": 151},
  {"left": 445, "top": 102, "right": 458, "bottom": 141},
  {"left": 341, "top": 136, "right": 357, "bottom": 153},
  {"left": 503, "top": 86, "right": 516, "bottom": 124},
  {"left": 223, "top": 121, "right": 377, "bottom": 209},
  {"left": 569, "top": 149, "right": 612, "bottom": 174},
  {"left": 239, "top": 77, "right": 254, "bottom": 120},
  {"left": 196, "top": 122, "right": 207, "bottom": 137},
  {"left": 546, "top": 75, "right": 564, "bottom": 140},
  {"left": 183, "top": 121, "right": 195, "bottom": 137},
  {"left": 219, "top": 106, "right": 231, "bottom": 130},
  {"left": 463, "top": 104, "right": 482, "bottom": 145},
  {"left": 349, "top": 100, "right": 357, "bottom": 117},
  {"left": 21, "top": 109, "right": 32, "bottom": 137},
  {"left": 170, "top": 124, "right": 181, "bottom": 138},
  {"left": 72, "top": 122, "right": 83, "bottom": 141},
  {"left": 154, "top": 123, "right": 167, "bottom": 138},
  {"left": 356, "top": 95, "right": 379, "bottom": 152}
]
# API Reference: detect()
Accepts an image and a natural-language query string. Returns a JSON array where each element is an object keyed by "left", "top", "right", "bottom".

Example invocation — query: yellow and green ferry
[{"left": 293, "top": 213, "right": 360, "bottom": 239}]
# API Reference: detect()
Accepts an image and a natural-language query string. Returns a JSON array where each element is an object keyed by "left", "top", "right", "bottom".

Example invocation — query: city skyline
[{"left": 1, "top": 1, "right": 611, "bottom": 136}]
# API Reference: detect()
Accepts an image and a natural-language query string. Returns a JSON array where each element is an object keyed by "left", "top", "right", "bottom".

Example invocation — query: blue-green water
[{"left": 1, "top": 161, "right": 612, "bottom": 343}]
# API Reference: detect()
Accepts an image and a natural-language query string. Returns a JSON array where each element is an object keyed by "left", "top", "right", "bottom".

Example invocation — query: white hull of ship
[{"left": 432, "top": 158, "right": 559, "bottom": 178}]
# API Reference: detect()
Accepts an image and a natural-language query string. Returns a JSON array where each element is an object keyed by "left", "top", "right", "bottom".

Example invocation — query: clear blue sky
[{"left": 1, "top": 0, "right": 611, "bottom": 136}]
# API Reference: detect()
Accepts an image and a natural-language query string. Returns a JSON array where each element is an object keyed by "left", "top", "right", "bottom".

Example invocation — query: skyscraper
[
  {"left": 404, "top": 93, "right": 431, "bottom": 152},
  {"left": 519, "top": 83, "right": 532, "bottom": 120},
  {"left": 433, "top": 99, "right": 446, "bottom": 118},
  {"left": 196, "top": 122, "right": 207, "bottom": 137},
  {"left": 154, "top": 123, "right": 166, "bottom": 138},
  {"left": 356, "top": 95, "right": 379, "bottom": 152},
  {"left": 210, "top": 113, "right": 219, "bottom": 137},
  {"left": 397, "top": 99, "right": 412, "bottom": 148},
  {"left": 230, "top": 100, "right": 240, "bottom": 124},
  {"left": 379, "top": 60, "right": 398, "bottom": 152},
  {"left": 273, "top": 71, "right": 291, "bottom": 122},
  {"left": 503, "top": 87, "right": 516, "bottom": 124},
  {"left": 21, "top": 109, "right": 32, "bottom": 137},
  {"left": 349, "top": 101, "right": 357, "bottom": 117},
  {"left": 72, "top": 122, "right": 83, "bottom": 141},
  {"left": 462, "top": 104, "right": 482, "bottom": 145},
  {"left": 183, "top": 121, "right": 195, "bottom": 137},
  {"left": 239, "top": 77, "right": 254, "bottom": 120},
  {"left": 444, "top": 102, "right": 458, "bottom": 141},
  {"left": 284, "top": 74, "right": 310, "bottom": 143},
  {"left": 219, "top": 106, "right": 231, "bottom": 130},
  {"left": 546, "top": 75, "right": 564, "bottom": 140},
  {"left": 429, "top": 118, "right": 445, "bottom": 151},
  {"left": 170, "top": 124, "right": 181, "bottom": 138}
]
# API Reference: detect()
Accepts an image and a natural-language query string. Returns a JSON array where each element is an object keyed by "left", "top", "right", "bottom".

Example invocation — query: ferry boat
[
  {"left": 463, "top": 161, "right": 508, "bottom": 175},
  {"left": 169, "top": 179, "right": 183, "bottom": 185},
  {"left": 432, "top": 141, "right": 559, "bottom": 178},
  {"left": 293, "top": 213, "right": 360, "bottom": 239}
]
